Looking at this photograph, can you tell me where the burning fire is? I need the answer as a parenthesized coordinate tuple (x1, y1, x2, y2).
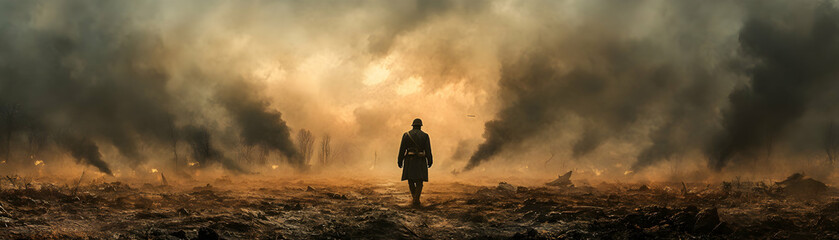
(271, 165, 279, 170)
(188, 162, 198, 167)
(151, 168, 159, 173)
(34, 160, 44, 166)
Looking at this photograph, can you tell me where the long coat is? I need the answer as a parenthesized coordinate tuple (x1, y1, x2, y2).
(398, 129, 433, 181)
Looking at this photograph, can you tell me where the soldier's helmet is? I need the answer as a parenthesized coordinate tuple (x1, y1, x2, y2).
(412, 118, 423, 126)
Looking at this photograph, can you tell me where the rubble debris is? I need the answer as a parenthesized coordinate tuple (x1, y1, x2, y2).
(509, 228, 540, 239)
(711, 222, 733, 235)
(0, 203, 10, 217)
(306, 186, 316, 192)
(98, 181, 132, 192)
(693, 207, 720, 233)
(161, 173, 169, 186)
(176, 208, 191, 216)
(240, 208, 266, 220)
(822, 200, 839, 212)
(170, 230, 187, 239)
(497, 182, 517, 193)
(0, 179, 836, 239)
(325, 192, 348, 200)
(72, 171, 86, 195)
(775, 173, 828, 197)
(283, 203, 303, 210)
(545, 171, 573, 187)
(517, 198, 558, 213)
(135, 210, 169, 219)
(670, 210, 696, 231)
(0, 216, 13, 227)
(198, 227, 220, 240)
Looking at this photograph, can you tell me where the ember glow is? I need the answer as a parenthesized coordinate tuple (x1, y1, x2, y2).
(1, 1, 839, 239)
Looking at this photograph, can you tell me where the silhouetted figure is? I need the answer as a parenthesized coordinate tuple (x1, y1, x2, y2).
(398, 118, 433, 206)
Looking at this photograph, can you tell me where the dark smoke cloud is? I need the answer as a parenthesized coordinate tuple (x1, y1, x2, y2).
(2, 0, 837, 176)
(183, 126, 245, 172)
(0, 1, 176, 171)
(216, 81, 303, 167)
(56, 135, 112, 175)
(466, 43, 684, 170)
(708, 1, 839, 169)
(0, 1, 301, 174)
(466, 0, 839, 173)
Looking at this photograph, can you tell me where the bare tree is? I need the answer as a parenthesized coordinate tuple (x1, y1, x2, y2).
(236, 138, 256, 163)
(319, 134, 331, 165)
(186, 127, 214, 165)
(255, 145, 269, 164)
(297, 129, 315, 165)
(825, 120, 839, 164)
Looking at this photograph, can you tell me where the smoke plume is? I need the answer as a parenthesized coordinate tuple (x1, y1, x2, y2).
(0, 1, 302, 174)
(708, 1, 839, 169)
(1, 0, 838, 178)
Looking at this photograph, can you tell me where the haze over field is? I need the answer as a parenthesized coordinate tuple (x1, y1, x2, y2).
(1, 0, 839, 183)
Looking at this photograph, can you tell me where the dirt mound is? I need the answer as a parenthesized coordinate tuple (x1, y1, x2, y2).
(775, 173, 828, 197)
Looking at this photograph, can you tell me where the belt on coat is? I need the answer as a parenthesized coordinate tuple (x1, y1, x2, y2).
(406, 151, 426, 157)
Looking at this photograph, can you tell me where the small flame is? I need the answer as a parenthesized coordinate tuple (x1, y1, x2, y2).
(34, 160, 44, 166)
(592, 168, 603, 176)
(271, 165, 279, 170)
(624, 170, 633, 175)
(151, 168, 159, 173)
(188, 162, 198, 167)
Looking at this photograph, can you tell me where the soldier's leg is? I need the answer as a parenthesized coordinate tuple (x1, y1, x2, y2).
(407, 180, 417, 202)
(415, 181, 423, 204)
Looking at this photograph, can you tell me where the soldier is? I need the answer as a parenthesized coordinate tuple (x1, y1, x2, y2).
(398, 118, 433, 206)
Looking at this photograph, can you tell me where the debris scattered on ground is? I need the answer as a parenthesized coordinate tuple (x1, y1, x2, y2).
(545, 171, 573, 187)
(161, 173, 169, 186)
(775, 173, 828, 197)
(198, 227, 220, 240)
(0, 174, 835, 239)
(497, 182, 517, 193)
(325, 192, 348, 200)
(693, 207, 721, 233)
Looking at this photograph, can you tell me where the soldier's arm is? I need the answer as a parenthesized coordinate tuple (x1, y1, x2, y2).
(398, 133, 408, 168)
(425, 134, 432, 168)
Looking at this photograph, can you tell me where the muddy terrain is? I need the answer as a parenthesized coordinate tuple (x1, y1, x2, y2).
(1, 174, 838, 239)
